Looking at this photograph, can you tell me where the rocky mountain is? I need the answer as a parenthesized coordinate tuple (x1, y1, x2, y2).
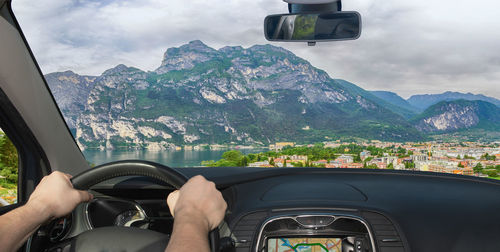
(407, 91, 500, 111)
(46, 40, 424, 150)
(411, 100, 500, 133)
(370, 91, 419, 116)
(45, 71, 96, 131)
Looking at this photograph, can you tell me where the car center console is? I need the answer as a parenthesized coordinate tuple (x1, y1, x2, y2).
(227, 209, 407, 252)
(255, 214, 375, 252)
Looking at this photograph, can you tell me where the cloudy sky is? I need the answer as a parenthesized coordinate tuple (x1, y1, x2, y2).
(11, 0, 500, 99)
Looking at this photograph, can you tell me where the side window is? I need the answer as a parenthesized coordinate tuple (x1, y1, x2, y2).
(0, 128, 18, 206)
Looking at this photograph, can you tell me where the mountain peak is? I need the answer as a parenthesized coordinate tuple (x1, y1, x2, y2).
(163, 40, 216, 57)
(156, 40, 220, 74)
(102, 64, 131, 76)
(187, 39, 208, 47)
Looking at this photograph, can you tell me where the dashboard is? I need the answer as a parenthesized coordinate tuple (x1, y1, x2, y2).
(34, 167, 500, 252)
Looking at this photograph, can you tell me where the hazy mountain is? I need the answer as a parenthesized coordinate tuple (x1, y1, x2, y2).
(46, 40, 423, 150)
(371, 91, 419, 115)
(330, 82, 418, 119)
(407, 91, 500, 111)
(411, 100, 500, 132)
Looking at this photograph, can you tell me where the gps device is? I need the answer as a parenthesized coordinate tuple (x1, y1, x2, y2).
(267, 237, 343, 251)
(256, 215, 374, 252)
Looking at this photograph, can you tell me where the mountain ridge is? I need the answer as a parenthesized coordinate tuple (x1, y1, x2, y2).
(407, 91, 500, 111)
(47, 40, 425, 150)
(410, 99, 500, 132)
(370, 91, 420, 116)
(46, 40, 499, 149)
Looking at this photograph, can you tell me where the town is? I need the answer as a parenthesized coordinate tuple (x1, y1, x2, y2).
(203, 141, 500, 179)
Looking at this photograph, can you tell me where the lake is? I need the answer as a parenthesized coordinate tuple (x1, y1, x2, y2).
(83, 149, 266, 167)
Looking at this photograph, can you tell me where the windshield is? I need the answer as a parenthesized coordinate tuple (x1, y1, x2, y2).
(12, 0, 500, 178)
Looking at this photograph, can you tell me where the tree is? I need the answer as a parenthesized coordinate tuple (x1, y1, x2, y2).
(458, 163, 464, 168)
(222, 150, 243, 162)
(397, 147, 406, 154)
(0, 133, 18, 186)
(239, 156, 249, 167)
(248, 153, 257, 162)
(482, 153, 496, 161)
(404, 162, 415, 169)
(354, 153, 361, 162)
(387, 163, 394, 170)
(473, 163, 483, 173)
(485, 170, 498, 177)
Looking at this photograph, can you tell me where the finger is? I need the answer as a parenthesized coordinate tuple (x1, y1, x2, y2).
(64, 173, 73, 179)
(167, 190, 180, 217)
(76, 190, 93, 202)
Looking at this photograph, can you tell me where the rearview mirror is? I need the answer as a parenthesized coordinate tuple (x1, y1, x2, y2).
(264, 11, 361, 42)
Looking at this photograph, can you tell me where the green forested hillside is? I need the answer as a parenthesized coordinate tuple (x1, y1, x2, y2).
(0, 132, 18, 204)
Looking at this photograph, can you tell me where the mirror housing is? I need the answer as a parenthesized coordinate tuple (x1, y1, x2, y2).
(264, 11, 361, 43)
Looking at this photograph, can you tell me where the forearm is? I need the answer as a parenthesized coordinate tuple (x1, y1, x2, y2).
(0, 202, 50, 252)
(165, 213, 210, 252)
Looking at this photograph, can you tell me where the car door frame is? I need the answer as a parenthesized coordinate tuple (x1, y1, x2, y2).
(0, 87, 50, 214)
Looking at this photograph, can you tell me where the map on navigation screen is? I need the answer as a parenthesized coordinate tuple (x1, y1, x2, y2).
(267, 238, 342, 252)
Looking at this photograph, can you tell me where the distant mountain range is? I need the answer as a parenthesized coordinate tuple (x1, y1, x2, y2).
(371, 90, 500, 114)
(411, 100, 500, 132)
(370, 91, 420, 118)
(45, 41, 500, 149)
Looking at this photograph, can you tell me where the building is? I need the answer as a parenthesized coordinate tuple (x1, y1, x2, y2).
(248, 161, 270, 167)
(336, 155, 354, 164)
(411, 154, 428, 162)
(428, 164, 474, 176)
(325, 161, 342, 168)
(343, 163, 363, 168)
(360, 151, 371, 161)
(280, 155, 308, 161)
(324, 142, 341, 148)
(269, 142, 295, 151)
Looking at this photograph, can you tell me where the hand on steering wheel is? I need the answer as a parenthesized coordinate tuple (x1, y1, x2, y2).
(167, 175, 227, 231)
(41, 160, 224, 252)
(166, 175, 227, 252)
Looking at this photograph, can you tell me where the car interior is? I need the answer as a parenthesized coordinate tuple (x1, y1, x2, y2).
(1, 0, 500, 251)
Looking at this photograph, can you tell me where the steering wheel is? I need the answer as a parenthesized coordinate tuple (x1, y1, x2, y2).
(48, 160, 220, 252)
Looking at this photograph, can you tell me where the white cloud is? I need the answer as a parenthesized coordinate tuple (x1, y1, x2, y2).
(12, 0, 500, 99)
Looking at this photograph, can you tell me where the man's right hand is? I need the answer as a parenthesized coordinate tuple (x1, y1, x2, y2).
(27, 171, 93, 222)
(167, 175, 227, 232)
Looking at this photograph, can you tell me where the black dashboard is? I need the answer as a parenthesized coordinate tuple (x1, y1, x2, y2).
(37, 167, 500, 252)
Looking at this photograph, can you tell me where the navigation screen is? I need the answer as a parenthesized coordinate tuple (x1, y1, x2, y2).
(267, 237, 342, 252)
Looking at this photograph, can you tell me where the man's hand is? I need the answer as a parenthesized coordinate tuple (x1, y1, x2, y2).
(165, 175, 227, 252)
(0, 171, 93, 252)
(167, 175, 227, 232)
(26, 171, 93, 221)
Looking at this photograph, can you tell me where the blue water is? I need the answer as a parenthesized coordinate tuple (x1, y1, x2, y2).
(83, 149, 266, 168)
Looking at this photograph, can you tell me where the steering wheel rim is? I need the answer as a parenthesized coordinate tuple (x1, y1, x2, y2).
(62, 160, 220, 252)
(71, 160, 188, 190)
